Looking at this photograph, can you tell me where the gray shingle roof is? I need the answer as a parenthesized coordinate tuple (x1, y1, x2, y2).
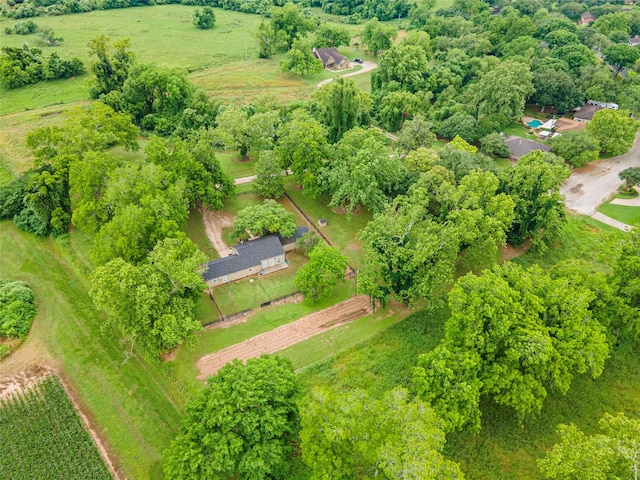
(278, 226, 309, 245)
(504, 136, 551, 157)
(313, 47, 348, 68)
(574, 104, 603, 121)
(203, 236, 284, 280)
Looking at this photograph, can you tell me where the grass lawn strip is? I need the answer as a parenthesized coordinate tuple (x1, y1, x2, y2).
(598, 200, 640, 227)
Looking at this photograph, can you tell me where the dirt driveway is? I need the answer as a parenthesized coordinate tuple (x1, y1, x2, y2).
(196, 294, 373, 378)
(561, 132, 640, 215)
(201, 208, 233, 257)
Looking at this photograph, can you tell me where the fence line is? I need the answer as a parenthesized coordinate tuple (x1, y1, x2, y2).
(235, 190, 256, 197)
(283, 192, 356, 275)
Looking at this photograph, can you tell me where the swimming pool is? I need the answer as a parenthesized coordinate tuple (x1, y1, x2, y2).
(527, 119, 543, 128)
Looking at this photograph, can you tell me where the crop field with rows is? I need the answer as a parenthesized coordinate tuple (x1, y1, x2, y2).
(0, 375, 112, 479)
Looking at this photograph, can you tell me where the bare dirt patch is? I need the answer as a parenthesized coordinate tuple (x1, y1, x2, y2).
(196, 295, 373, 378)
(499, 240, 533, 262)
(201, 208, 234, 257)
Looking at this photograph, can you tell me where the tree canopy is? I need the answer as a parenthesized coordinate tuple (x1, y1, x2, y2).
(163, 355, 301, 479)
(415, 262, 610, 433)
(232, 199, 296, 240)
(295, 242, 349, 302)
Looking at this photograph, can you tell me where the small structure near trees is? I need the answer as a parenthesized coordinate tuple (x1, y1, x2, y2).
(312, 47, 350, 70)
(503, 135, 551, 160)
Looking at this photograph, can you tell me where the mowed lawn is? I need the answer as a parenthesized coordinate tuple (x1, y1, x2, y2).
(212, 252, 306, 315)
(0, 222, 186, 480)
(284, 178, 372, 269)
(598, 198, 640, 227)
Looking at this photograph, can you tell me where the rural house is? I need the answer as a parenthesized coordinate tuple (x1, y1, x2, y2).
(313, 47, 350, 70)
(579, 12, 596, 25)
(504, 136, 551, 160)
(574, 104, 604, 122)
(202, 227, 309, 287)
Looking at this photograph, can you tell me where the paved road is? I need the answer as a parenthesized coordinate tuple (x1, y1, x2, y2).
(561, 132, 640, 216)
(317, 60, 378, 88)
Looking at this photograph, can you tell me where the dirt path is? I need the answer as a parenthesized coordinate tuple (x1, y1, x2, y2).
(201, 208, 234, 257)
(317, 60, 378, 88)
(196, 294, 373, 378)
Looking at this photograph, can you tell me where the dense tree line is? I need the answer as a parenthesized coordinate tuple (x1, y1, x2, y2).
(0, 44, 84, 89)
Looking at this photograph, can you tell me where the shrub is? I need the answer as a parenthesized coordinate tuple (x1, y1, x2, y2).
(0, 280, 36, 338)
(14, 19, 38, 34)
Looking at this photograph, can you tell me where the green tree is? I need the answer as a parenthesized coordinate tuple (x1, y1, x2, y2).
(475, 60, 534, 123)
(480, 133, 510, 158)
(499, 150, 569, 248)
(279, 38, 323, 76)
(587, 109, 639, 156)
(396, 114, 436, 154)
(361, 17, 397, 55)
(415, 263, 609, 432)
(192, 6, 215, 29)
(275, 109, 329, 195)
(614, 228, 640, 322)
(255, 19, 277, 58)
(295, 242, 349, 302)
(90, 163, 188, 265)
(163, 355, 300, 480)
(438, 113, 478, 143)
(26, 102, 139, 166)
(295, 231, 320, 257)
(321, 127, 406, 215)
(87, 35, 135, 98)
(90, 234, 205, 353)
(538, 413, 640, 479)
(232, 199, 296, 239)
(254, 150, 285, 199)
(213, 107, 278, 159)
(619, 166, 640, 191)
(552, 43, 597, 76)
(301, 387, 465, 479)
(604, 43, 640, 77)
(311, 77, 372, 143)
(359, 169, 514, 304)
(403, 147, 439, 173)
(38, 27, 63, 46)
(551, 130, 600, 168)
(375, 90, 429, 132)
(314, 23, 351, 48)
(111, 63, 194, 134)
(531, 69, 583, 113)
(269, 2, 315, 50)
(144, 134, 234, 210)
(0, 280, 36, 338)
(377, 44, 430, 92)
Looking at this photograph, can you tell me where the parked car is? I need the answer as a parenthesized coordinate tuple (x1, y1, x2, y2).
(353, 58, 363, 64)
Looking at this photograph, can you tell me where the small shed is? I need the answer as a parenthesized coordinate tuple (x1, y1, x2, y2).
(318, 218, 327, 228)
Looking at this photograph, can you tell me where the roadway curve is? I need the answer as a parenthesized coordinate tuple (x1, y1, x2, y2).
(561, 131, 640, 229)
(316, 60, 378, 88)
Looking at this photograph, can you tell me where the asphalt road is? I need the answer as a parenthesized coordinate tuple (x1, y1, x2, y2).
(561, 131, 640, 216)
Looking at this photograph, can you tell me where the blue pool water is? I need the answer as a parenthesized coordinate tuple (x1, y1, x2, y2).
(527, 120, 543, 128)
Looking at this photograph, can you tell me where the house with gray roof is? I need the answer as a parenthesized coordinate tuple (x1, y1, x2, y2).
(504, 136, 551, 160)
(574, 104, 604, 122)
(277, 226, 309, 252)
(203, 235, 287, 287)
(313, 47, 349, 70)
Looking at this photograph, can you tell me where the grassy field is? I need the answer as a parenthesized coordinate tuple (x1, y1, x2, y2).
(185, 209, 218, 260)
(0, 5, 378, 114)
(0, 222, 185, 480)
(217, 152, 256, 178)
(284, 178, 372, 269)
(299, 216, 639, 479)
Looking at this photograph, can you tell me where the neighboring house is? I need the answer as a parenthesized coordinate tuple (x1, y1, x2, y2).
(203, 235, 287, 287)
(587, 100, 619, 110)
(504, 136, 551, 160)
(579, 12, 596, 25)
(539, 117, 585, 133)
(574, 104, 604, 122)
(313, 47, 350, 70)
(629, 36, 640, 46)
